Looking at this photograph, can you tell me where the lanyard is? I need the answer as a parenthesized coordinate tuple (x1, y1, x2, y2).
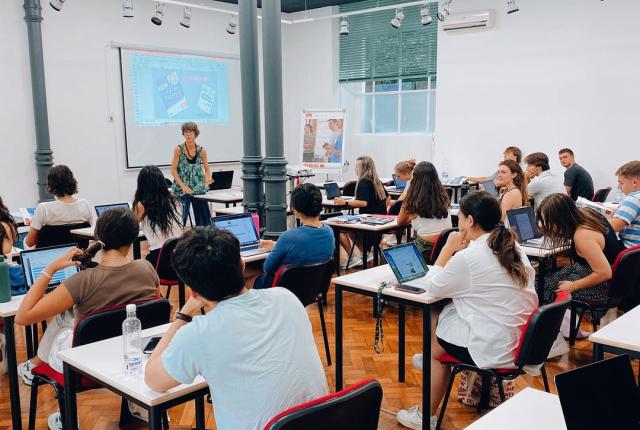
(374, 281, 389, 354)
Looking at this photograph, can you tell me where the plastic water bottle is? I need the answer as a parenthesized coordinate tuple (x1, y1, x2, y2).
(0, 255, 11, 303)
(122, 304, 143, 375)
(442, 170, 449, 184)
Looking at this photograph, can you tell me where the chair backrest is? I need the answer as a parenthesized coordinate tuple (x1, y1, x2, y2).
(591, 186, 612, 203)
(37, 222, 91, 249)
(164, 177, 173, 187)
(342, 181, 357, 197)
(263, 378, 383, 430)
(273, 259, 334, 307)
(428, 228, 458, 264)
(387, 200, 403, 216)
(154, 238, 180, 283)
(513, 292, 571, 368)
(609, 245, 640, 310)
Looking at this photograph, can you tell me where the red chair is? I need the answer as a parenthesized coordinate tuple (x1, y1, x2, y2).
(154, 238, 187, 309)
(28, 298, 171, 430)
(592, 187, 612, 203)
(427, 228, 458, 264)
(262, 378, 383, 430)
(435, 292, 571, 429)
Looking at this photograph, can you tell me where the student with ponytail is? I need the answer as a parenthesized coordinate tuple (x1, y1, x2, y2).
(394, 159, 416, 201)
(397, 191, 538, 430)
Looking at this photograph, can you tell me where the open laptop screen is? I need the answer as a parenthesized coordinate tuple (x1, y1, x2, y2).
(482, 180, 498, 196)
(392, 174, 407, 190)
(212, 214, 260, 246)
(95, 203, 130, 217)
(383, 243, 429, 283)
(507, 206, 541, 242)
(21, 244, 79, 288)
(210, 171, 234, 190)
(324, 182, 341, 199)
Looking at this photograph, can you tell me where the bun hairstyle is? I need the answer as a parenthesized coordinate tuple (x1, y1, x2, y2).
(459, 191, 530, 289)
(394, 159, 417, 176)
(291, 183, 323, 217)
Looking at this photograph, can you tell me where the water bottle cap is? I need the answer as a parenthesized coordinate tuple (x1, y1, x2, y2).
(126, 304, 136, 313)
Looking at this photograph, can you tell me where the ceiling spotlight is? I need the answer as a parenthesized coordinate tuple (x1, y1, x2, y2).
(226, 15, 238, 35)
(122, 0, 134, 18)
(390, 8, 404, 29)
(339, 19, 349, 35)
(420, 5, 433, 25)
(506, 0, 519, 14)
(180, 6, 192, 28)
(437, 0, 452, 21)
(151, 3, 164, 26)
(49, 0, 65, 11)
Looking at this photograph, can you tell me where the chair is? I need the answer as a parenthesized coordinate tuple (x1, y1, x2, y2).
(568, 245, 640, 350)
(262, 378, 383, 430)
(435, 292, 571, 429)
(37, 222, 91, 249)
(427, 228, 458, 264)
(342, 181, 356, 197)
(154, 238, 186, 309)
(272, 259, 335, 366)
(28, 298, 171, 430)
(164, 177, 173, 188)
(592, 186, 612, 203)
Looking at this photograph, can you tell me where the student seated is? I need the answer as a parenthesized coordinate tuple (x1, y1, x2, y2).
(524, 152, 565, 210)
(495, 160, 528, 220)
(610, 161, 640, 248)
(24, 165, 94, 248)
(396, 191, 537, 430)
(397, 162, 452, 255)
(132, 165, 183, 266)
(394, 159, 416, 201)
(144, 228, 329, 430)
(537, 193, 623, 313)
(558, 148, 594, 201)
(467, 146, 522, 184)
(0, 196, 18, 255)
(255, 183, 334, 289)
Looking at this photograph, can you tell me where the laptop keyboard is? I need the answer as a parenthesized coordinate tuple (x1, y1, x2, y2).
(241, 247, 269, 257)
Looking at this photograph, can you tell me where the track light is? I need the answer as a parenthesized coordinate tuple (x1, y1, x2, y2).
(122, 0, 134, 18)
(437, 0, 452, 22)
(151, 3, 164, 25)
(506, 0, 519, 14)
(226, 15, 238, 35)
(180, 6, 192, 28)
(49, 0, 65, 11)
(420, 5, 433, 25)
(339, 19, 349, 35)
(390, 8, 404, 29)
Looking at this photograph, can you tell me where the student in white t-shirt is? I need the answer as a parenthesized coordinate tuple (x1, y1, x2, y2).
(24, 165, 94, 248)
(145, 227, 328, 430)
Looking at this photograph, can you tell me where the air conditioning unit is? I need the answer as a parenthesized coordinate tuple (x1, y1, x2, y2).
(442, 9, 495, 31)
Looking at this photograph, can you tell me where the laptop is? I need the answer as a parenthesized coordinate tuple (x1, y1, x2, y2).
(382, 243, 430, 289)
(20, 244, 80, 289)
(211, 213, 269, 257)
(324, 182, 353, 200)
(482, 180, 499, 197)
(387, 174, 407, 192)
(94, 202, 130, 217)
(556, 354, 640, 430)
(506, 206, 549, 249)
(209, 170, 234, 190)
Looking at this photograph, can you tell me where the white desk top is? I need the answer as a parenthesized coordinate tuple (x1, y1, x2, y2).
(322, 216, 403, 232)
(333, 265, 441, 305)
(58, 323, 207, 407)
(193, 189, 244, 202)
(465, 388, 566, 430)
(0, 294, 25, 318)
(589, 305, 640, 353)
(519, 244, 566, 258)
(70, 227, 145, 239)
(214, 206, 293, 216)
(243, 252, 270, 263)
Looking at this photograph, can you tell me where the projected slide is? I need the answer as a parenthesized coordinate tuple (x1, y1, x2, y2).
(129, 52, 230, 126)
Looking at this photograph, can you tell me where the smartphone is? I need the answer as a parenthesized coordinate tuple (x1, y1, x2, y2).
(395, 284, 426, 294)
(143, 336, 162, 354)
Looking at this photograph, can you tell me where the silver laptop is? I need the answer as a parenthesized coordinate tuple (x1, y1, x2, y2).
(382, 243, 430, 289)
(211, 213, 269, 257)
(21, 244, 80, 289)
(506, 206, 550, 249)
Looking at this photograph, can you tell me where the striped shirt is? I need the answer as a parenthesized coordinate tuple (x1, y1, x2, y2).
(614, 191, 640, 248)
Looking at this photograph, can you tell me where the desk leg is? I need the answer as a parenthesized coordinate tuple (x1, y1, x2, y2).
(399, 303, 406, 383)
(373, 233, 380, 267)
(335, 284, 343, 391)
(63, 362, 79, 430)
(179, 282, 186, 310)
(195, 396, 206, 428)
(422, 305, 431, 430)
(333, 226, 341, 276)
(594, 344, 604, 362)
(6, 316, 23, 430)
(225, 202, 230, 208)
(25, 323, 34, 357)
(148, 407, 162, 430)
(362, 233, 368, 270)
(134, 239, 141, 260)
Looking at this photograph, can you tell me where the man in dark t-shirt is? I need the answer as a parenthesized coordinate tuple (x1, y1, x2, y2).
(559, 148, 594, 200)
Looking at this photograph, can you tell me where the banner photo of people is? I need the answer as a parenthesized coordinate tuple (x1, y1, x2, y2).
(300, 109, 346, 174)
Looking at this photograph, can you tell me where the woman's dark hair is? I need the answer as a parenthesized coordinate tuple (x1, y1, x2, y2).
(403, 162, 450, 219)
(46, 165, 78, 197)
(74, 208, 139, 265)
(290, 183, 323, 217)
(459, 191, 530, 289)
(171, 227, 245, 301)
(133, 165, 181, 236)
(499, 160, 528, 206)
(0, 196, 17, 247)
(536, 193, 608, 250)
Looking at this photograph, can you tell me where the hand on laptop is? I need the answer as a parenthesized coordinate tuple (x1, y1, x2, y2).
(260, 240, 275, 251)
(48, 247, 83, 273)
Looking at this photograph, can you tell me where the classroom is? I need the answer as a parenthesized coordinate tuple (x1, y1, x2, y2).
(1, 0, 640, 429)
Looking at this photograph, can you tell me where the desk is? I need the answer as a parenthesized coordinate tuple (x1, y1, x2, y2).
(332, 265, 442, 430)
(70, 227, 146, 260)
(192, 188, 244, 208)
(589, 305, 640, 364)
(0, 295, 27, 430)
(59, 323, 209, 430)
(465, 387, 566, 430)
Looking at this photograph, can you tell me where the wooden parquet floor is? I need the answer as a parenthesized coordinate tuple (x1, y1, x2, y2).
(0, 264, 634, 430)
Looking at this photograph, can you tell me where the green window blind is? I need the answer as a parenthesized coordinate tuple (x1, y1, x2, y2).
(339, 0, 438, 83)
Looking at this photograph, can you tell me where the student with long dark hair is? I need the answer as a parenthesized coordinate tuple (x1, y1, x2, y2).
(397, 162, 451, 255)
(0, 196, 18, 255)
(495, 159, 528, 221)
(133, 165, 183, 265)
(397, 191, 537, 430)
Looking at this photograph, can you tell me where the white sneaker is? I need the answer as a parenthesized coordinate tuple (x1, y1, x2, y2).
(547, 332, 570, 359)
(0, 333, 7, 376)
(412, 353, 423, 371)
(396, 406, 437, 430)
(341, 255, 363, 269)
(17, 359, 35, 386)
(48, 412, 63, 430)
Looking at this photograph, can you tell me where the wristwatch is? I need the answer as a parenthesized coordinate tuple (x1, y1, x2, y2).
(174, 312, 193, 323)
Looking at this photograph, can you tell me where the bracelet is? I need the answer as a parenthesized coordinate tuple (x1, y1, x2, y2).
(174, 312, 193, 323)
(41, 270, 53, 280)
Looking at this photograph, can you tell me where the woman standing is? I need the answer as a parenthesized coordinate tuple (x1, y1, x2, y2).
(495, 159, 528, 221)
(171, 122, 213, 226)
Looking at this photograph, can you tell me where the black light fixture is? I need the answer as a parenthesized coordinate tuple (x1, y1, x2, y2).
(49, 0, 65, 11)
(339, 18, 349, 35)
(151, 3, 164, 26)
(390, 8, 404, 29)
(437, 0, 452, 22)
(420, 5, 433, 25)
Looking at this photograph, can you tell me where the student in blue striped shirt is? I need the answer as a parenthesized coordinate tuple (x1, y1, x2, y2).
(611, 161, 640, 248)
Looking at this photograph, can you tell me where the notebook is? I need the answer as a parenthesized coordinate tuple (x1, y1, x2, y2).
(20, 244, 79, 289)
(211, 213, 269, 257)
(382, 243, 430, 289)
(209, 170, 234, 190)
(94, 203, 130, 217)
(506, 206, 549, 249)
(324, 182, 353, 200)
